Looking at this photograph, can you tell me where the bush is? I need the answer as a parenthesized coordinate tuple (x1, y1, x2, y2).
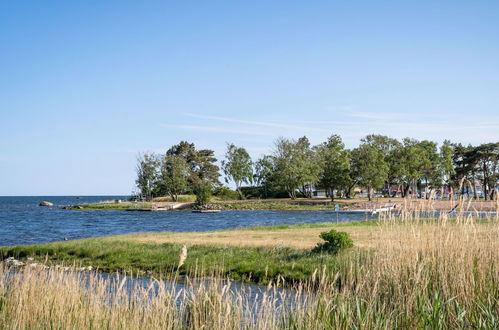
(213, 187, 241, 200)
(312, 230, 353, 254)
(194, 182, 212, 205)
(239, 186, 291, 199)
(239, 186, 261, 199)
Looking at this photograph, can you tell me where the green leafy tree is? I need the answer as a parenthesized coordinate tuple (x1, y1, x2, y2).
(398, 138, 426, 198)
(467, 143, 499, 200)
(396, 139, 447, 198)
(193, 149, 221, 186)
(160, 154, 189, 201)
(361, 134, 401, 155)
(190, 149, 220, 204)
(272, 136, 321, 199)
(194, 181, 212, 205)
(166, 141, 221, 192)
(166, 141, 199, 178)
(350, 144, 388, 201)
(452, 143, 477, 197)
(221, 143, 253, 198)
(135, 152, 160, 201)
(440, 140, 455, 198)
(253, 155, 276, 198)
(316, 134, 351, 201)
(418, 140, 443, 198)
(361, 134, 403, 196)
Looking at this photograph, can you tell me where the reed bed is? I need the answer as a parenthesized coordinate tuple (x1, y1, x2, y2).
(1, 202, 498, 329)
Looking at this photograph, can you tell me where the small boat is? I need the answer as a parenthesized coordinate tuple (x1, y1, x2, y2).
(371, 204, 397, 215)
(192, 209, 221, 213)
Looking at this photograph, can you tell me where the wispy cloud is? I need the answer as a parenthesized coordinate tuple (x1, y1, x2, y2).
(161, 124, 275, 136)
(161, 111, 499, 150)
(183, 113, 330, 132)
(113, 148, 168, 154)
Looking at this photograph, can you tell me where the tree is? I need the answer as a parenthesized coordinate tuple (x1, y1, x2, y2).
(361, 134, 401, 156)
(440, 140, 455, 198)
(160, 154, 189, 201)
(450, 143, 499, 200)
(361, 134, 403, 196)
(166, 141, 198, 181)
(316, 134, 351, 201)
(253, 155, 275, 198)
(398, 138, 426, 198)
(194, 181, 212, 206)
(451, 143, 475, 196)
(350, 144, 388, 201)
(418, 140, 443, 198)
(469, 143, 499, 200)
(189, 148, 220, 204)
(221, 143, 253, 198)
(135, 152, 160, 200)
(166, 141, 221, 195)
(193, 149, 221, 187)
(272, 136, 321, 199)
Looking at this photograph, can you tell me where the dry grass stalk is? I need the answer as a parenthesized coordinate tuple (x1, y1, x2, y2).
(178, 245, 188, 269)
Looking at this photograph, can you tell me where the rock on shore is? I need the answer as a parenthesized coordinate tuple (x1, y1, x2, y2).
(3, 257, 93, 272)
(39, 201, 54, 206)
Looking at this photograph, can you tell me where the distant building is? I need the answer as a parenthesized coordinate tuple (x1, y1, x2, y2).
(312, 189, 327, 199)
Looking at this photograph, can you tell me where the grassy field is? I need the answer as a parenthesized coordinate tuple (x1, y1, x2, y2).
(1, 218, 497, 283)
(1, 214, 498, 328)
(106, 220, 387, 249)
(0, 221, 378, 283)
(69, 201, 152, 210)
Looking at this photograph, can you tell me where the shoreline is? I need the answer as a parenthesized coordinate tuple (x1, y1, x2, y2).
(66, 197, 499, 212)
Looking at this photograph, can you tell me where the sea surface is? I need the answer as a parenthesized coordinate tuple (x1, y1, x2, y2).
(0, 196, 372, 247)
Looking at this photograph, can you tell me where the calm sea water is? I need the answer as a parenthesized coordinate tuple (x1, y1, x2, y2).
(0, 196, 371, 247)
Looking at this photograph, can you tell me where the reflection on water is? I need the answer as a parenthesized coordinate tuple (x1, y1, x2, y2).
(4, 266, 308, 320)
(95, 271, 303, 309)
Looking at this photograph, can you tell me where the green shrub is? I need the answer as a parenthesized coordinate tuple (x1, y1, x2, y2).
(239, 186, 261, 198)
(194, 182, 212, 205)
(213, 187, 241, 200)
(312, 230, 353, 254)
(239, 186, 291, 199)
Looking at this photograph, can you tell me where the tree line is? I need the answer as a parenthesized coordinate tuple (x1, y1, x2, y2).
(135, 135, 499, 202)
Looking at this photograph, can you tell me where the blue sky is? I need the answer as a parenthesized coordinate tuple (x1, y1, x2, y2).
(1, 1, 498, 195)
